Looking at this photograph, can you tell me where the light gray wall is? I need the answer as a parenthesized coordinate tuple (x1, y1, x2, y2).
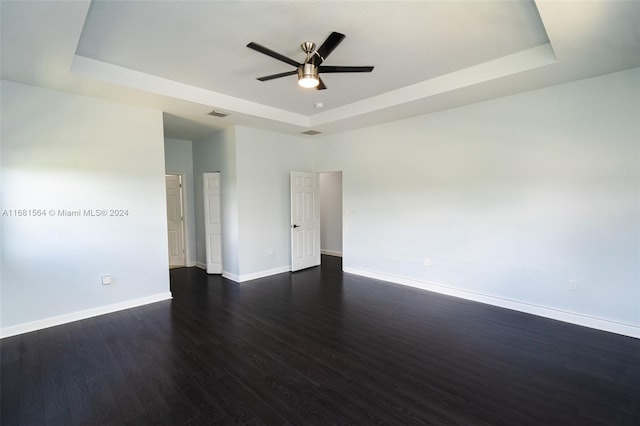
(1, 80, 170, 331)
(235, 126, 314, 277)
(314, 68, 640, 329)
(192, 127, 239, 276)
(319, 172, 343, 255)
(164, 137, 196, 266)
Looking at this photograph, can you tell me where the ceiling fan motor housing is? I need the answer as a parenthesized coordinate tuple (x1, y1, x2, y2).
(297, 63, 319, 88)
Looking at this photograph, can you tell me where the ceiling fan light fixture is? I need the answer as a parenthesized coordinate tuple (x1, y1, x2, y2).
(297, 63, 319, 88)
(248, 32, 373, 90)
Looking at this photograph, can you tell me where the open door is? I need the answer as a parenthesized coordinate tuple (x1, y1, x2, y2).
(166, 174, 185, 267)
(203, 172, 222, 274)
(290, 171, 320, 271)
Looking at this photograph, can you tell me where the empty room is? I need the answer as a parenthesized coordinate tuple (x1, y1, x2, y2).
(1, 1, 639, 425)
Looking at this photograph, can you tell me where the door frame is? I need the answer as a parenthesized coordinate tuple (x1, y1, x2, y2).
(318, 170, 344, 259)
(166, 172, 187, 267)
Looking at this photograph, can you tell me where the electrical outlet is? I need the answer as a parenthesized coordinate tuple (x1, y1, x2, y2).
(102, 275, 112, 286)
(568, 279, 577, 291)
(423, 257, 432, 267)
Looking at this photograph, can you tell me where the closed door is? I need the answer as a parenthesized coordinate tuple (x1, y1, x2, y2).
(166, 174, 185, 267)
(290, 171, 320, 272)
(203, 172, 222, 274)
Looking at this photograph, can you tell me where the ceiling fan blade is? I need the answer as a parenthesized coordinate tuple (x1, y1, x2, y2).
(316, 77, 327, 90)
(313, 32, 345, 65)
(256, 70, 298, 81)
(247, 42, 301, 67)
(319, 65, 374, 73)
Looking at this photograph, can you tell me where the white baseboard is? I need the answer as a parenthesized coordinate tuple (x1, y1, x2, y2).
(0, 292, 173, 339)
(321, 249, 343, 257)
(344, 267, 639, 339)
(236, 265, 291, 283)
(222, 271, 240, 281)
(169, 259, 196, 268)
(195, 261, 206, 270)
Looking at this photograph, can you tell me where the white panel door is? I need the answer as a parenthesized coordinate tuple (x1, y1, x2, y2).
(203, 172, 222, 274)
(166, 174, 185, 267)
(290, 171, 320, 272)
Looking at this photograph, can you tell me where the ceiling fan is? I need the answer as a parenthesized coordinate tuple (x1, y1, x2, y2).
(246, 31, 374, 90)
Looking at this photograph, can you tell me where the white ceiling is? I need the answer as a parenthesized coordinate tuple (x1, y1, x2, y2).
(2, 1, 639, 141)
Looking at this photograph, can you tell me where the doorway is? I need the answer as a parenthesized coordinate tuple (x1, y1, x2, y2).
(319, 171, 343, 258)
(289, 170, 343, 272)
(166, 174, 186, 268)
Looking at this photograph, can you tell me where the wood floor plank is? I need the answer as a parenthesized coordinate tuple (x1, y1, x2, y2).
(2, 256, 639, 425)
(18, 331, 45, 425)
(54, 324, 100, 425)
(81, 316, 148, 423)
(37, 328, 73, 426)
(1, 335, 22, 426)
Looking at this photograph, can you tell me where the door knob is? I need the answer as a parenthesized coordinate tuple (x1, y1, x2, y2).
(292, 224, 300, 228)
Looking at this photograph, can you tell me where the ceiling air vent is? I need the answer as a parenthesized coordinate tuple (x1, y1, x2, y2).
(208, 110, 229, 118)
(301, 130, 322, 136)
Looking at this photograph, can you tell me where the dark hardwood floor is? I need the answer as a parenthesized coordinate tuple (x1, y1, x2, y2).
(2, 255, 639, 425)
